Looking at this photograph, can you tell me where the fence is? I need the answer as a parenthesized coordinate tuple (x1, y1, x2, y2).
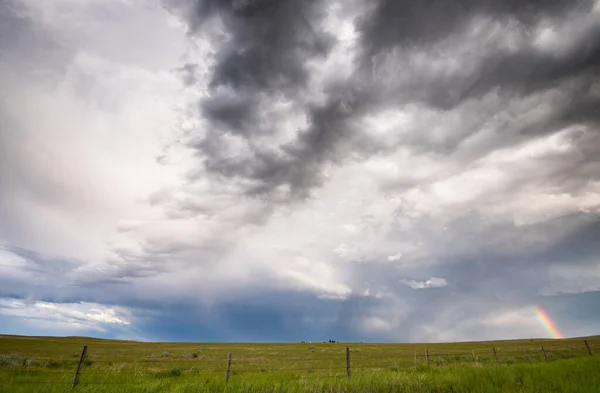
(0, 339, 597, 388)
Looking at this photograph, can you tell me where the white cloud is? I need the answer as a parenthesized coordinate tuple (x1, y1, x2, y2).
(400, 277, 449, 290)
(0, 298, 130, 332)
(387, 253, 403, 262)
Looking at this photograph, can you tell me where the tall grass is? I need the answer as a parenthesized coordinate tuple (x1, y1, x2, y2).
(1, 335, 598, 392)
(1, 356, 599, 392)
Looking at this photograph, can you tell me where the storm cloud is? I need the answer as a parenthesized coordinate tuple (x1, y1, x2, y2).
(0, 0, 599, 342)
(167, 0, 600, 202)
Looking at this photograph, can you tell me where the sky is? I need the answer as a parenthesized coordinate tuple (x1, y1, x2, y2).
(0, 0, 599, 343)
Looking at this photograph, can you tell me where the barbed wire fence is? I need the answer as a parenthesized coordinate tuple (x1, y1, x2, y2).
(0, 339, 597, 388)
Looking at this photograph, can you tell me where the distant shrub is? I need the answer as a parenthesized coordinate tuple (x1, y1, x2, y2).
(169, 368, 181, 377)
(24, 359, 39, 367)
(308, 346, 317, 351)
(160, 352, 173, 358)
(44, 360, 62, 369)
(0, 354, 24, 368)
(192, 352, 199, 358)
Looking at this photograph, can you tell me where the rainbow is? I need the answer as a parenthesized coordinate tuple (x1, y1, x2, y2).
(532, 306, 563, 339)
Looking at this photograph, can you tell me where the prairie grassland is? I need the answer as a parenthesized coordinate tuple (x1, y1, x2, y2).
(0, 334, 598, 392)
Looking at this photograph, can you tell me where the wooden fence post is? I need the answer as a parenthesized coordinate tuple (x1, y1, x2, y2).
(72, 345, 88, 388)
(425, 350, 430, 367)
(492, 347, 499, 365)
(584, 340, 592, 356)
(225, 352, 232, 383)
(346, 347, 351, 377)
(541, 346, 547, 361)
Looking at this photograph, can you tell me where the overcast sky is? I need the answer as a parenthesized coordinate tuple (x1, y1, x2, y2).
(1, 0, 599, 343)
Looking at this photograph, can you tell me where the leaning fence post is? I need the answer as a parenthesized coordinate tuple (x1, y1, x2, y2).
(584, 340, 592, 356)
(425, 350, 430, 366)
(72, 345, 88, 388)
(346, 347, 351, 377)
(492, 347, 499, 365)
(225, 352, 232, 383)
(541, 346, 548, 361)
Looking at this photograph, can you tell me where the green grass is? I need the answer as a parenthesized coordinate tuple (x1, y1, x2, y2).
(0, 335, 598, 392)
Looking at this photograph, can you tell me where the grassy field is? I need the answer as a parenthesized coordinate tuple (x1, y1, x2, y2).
(0, 334, 599, 392)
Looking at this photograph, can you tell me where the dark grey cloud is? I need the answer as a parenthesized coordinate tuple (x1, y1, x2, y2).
(555, 80, 600, 129)
(169, 0, 362, 198)
(447, 23, 600, 109)
(185, 0, 333, 91)
(358, 0, 593, 56)
(169, 0, 600, 206)
(196, 84, 378, 198)
(361, 14, 600, 120)
(177, 63, 199, 86)
(201, 87, 261, 135)
(0, 246, 77, 281)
